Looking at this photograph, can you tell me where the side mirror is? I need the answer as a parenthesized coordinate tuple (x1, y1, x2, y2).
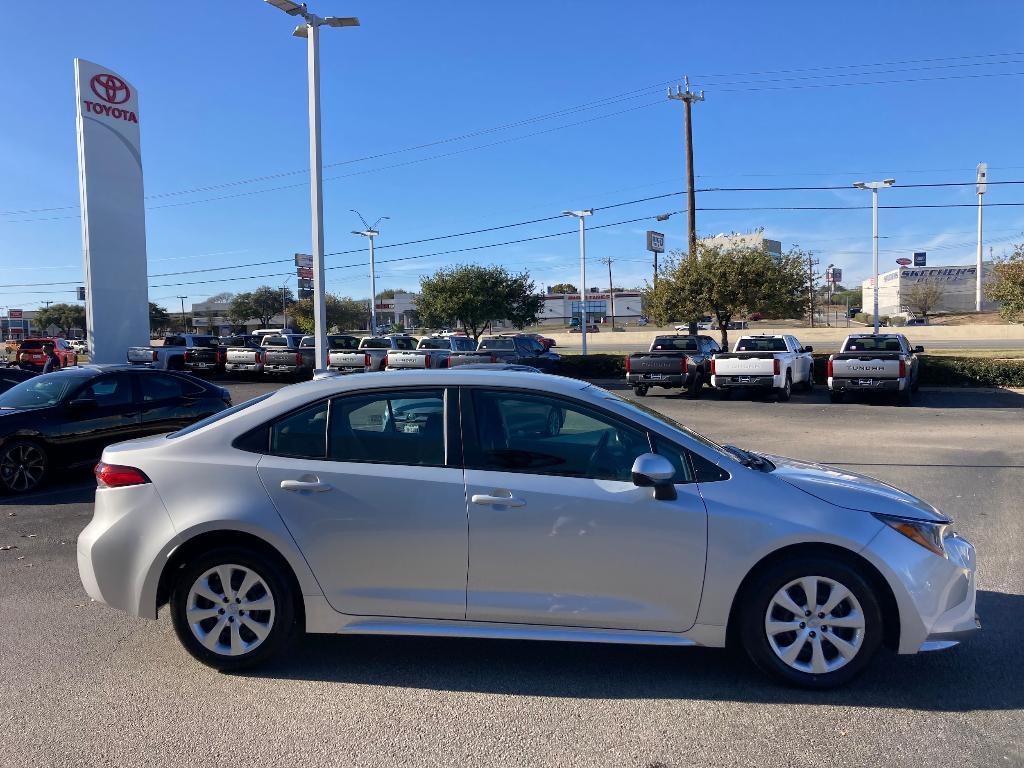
(67, 396, 97, 411)
(803, 345, 813, 353)
(631, 453, 678, 501)
(914, 345, 924, 353)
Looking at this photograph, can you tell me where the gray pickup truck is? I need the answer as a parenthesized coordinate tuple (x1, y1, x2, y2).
(385, 335, 477, 370)
(327, 335, 419, 373)
(625, 335, 721, 397)
(828, 333, 923, 405)
(260, 334, 307, 377)
(447, 335, 560, 370)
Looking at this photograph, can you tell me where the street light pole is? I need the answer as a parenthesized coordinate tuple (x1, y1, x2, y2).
(976, 162, 988, 312)
(265, 0, 360, 369)
(352, 211, 389, 334)
(177, 295, 188, 333)
(562, 210, 593, 354)
(853, 179, 895, 334)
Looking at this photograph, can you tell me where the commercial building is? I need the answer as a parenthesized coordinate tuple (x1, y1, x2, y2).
(373, 291, 418, 329)
(862, 263, 998, 317)
(702, 232, 783, 260)
(1, 310, 40, 340)
(538, 291, 645, 326)
(191, 301, 289, 335)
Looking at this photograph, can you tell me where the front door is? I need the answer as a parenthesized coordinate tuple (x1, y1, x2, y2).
(257, 387, 468, 620)
(462, 388, 708, 632)
(60, 372, 141, 465)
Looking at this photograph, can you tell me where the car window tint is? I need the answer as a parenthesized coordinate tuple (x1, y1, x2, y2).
(394, 337, 418, 350)
(141, 373, 199, 402)
(419, 338, 450, 350)
(736, 338, 787, 352)
(459, 338, 476, 350)
(471, 391, 649, 482)
(164, 337, 186, 347)
(478, 339, 514, 350)
(652, 337, 697, 351)
(361, 338, 391, 349)
(263, 336, 289, 347)
(651, 437, 695, 483)
(328, 336, 359, 350)
(83, 374, 134, 407)
(270, 401, 328, 458)
(328, 389, 444, 466)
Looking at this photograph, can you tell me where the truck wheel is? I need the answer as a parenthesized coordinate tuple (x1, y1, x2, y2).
(804, 370, 815, 392)
(717, 388, 732, 401)
(828, 391, 843, 404)
(633, 385, 648, 397)
(687, 372, 703, 399)
(776, 372, 792, 402)
(897, 388, 912, 406)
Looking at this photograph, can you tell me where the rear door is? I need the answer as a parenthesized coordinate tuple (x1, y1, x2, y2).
(60, 372, 141, 462)
(257, 386, 469, 620)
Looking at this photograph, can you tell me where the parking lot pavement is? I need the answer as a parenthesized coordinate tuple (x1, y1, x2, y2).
(1, 381, 1021, 767)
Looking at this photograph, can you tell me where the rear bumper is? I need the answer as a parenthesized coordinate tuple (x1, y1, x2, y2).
(626, 372, 693, 388)
(830, 377, 904, 392)
(225, 363, 264, 373)
(712, 374, 777, 389)
(264, 364, 306, 375)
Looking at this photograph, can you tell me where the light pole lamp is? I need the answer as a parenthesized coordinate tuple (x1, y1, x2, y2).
(265, 0, 360, 369)
(852, 178, 895, 334)
(351, 210, 389, 334)
(562, 209, 593, 354)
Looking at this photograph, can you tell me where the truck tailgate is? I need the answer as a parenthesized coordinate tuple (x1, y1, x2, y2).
(387, 351, 431, 369)
(226, 348, 261, 364)
(831, 354, 902, 379)
(448, 353, 497, 367)
(127, 346, 154, 364)
(329, 351, 369, 370)
(627, 353, 686, 374)
(712, 354, 776, 376)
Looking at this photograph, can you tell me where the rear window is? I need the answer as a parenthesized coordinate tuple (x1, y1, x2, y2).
(478, 338, 514, 351)
(263, 335, 290, 347)
(361, 338, 391, 349)
(192, 336, 218, 348)
(652, 337, 697, 351)
(393, 337, 418, 350)
(329, 336, 359, 350)
(844, 337, 901, 352)
(18, 341, 44, 351)
(168, 393, 273, 438)
(419, 338, 451, 350)
(220, 336, 252, 347)
(735, 338, 787, 352)
(163, 336, 187, 347)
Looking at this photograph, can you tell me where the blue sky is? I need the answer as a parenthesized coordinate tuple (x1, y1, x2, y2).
(2, 1, 1023, 312)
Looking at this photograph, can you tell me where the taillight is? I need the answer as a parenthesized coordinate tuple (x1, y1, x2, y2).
(625, 356, 631, 373)
(773, 358, 781, 375)
(899, 359, 907, 377)
(383, 354, 389, 368)
(424, 354, 432, 368)
(490, 354, 498, 363)
(447, 357, 454, 368)
(152, 350, 158, 362)
(709, 358, 716, 375)
(364, 353, 371, 368)
(216, 350, 225, 363)
(295, 351, 303, 366)
(827, 359, 834, 378)
(95, 462, 150, 489)
(681, 356, 688, 373)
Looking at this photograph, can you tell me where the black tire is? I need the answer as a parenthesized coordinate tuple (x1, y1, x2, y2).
(738, 556, 884, 689)
(633, 385, 648, 397)
(687, 372, 703, 399)
(828, 390, 843, 403)
(170, 546, 298, 671)
(804, 369, 815, 392)
(776, 372, 792, 402)
(0, 439, 48, 494)
(911, 375, 920, 393)
(716, 387, 732, 400)
(897, 388, 912, 407)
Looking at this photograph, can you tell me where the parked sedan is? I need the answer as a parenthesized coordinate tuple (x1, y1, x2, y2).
(78, 370, 977, 687)
(0, 367, 37, 394)
(0, 365, 230, 494)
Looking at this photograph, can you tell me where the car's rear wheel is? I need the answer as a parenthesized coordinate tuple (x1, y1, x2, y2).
(828, 390, 843, 404)
(687, 372, 703, 399)
(739, 558, 883, 688)
(897, 388, 913, 406)
(170, 547, 296, 671)
(633, 385, 648, 397)
(776, 372, 792, 402)
(0, 440, 47, 494)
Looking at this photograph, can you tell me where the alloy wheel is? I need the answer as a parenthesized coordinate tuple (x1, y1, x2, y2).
(764, 575, 866, 675)
(185, 564, 276, 657)
(0, 443, 46, 493)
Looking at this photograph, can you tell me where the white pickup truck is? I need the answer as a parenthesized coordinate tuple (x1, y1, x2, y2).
(828, 333, 923, 405)
(127, 334, 218, 370)
(709, 334, 814, 401)
(385, 335, 477, 370)
(327, 335, 419, 373)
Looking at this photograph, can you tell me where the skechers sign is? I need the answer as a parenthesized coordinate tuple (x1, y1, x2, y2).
(82, 73, 138, 123)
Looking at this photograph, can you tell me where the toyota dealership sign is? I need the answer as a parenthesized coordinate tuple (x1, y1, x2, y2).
(74, 59, 149, 363)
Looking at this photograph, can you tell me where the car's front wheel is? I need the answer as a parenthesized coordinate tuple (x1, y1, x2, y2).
(739, 557, 883, 688)
(170, 547, 297, 671)
(0, 439, 48, 494)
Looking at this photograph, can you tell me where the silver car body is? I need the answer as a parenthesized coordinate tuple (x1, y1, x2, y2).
(78, 371, 977, 655)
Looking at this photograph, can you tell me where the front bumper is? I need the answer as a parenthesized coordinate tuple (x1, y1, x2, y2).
(861, 526, 979, 654)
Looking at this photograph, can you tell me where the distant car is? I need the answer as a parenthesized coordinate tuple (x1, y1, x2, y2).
(0, 365, 230, 494)
(905, 318, 929, 327)
(16, 338, 78, 371)
(68, 340, 88, 355)
(0, 367, 36, 394)
(526, 333, 556, 350)
(568, 324, 600, 333)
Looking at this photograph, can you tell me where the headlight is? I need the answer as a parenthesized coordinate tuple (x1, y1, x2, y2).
(873, 512, 948, 558)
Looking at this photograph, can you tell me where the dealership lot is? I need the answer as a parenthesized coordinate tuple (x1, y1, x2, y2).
(1, 380, 1021, 767)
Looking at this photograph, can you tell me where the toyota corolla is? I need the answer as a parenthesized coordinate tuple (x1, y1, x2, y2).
(77, 370, 978, 687)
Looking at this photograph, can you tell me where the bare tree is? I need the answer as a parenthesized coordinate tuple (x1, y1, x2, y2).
(903, 282, 945, 319)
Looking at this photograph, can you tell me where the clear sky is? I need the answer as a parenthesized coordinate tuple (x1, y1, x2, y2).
(2, 1, 1023, 312)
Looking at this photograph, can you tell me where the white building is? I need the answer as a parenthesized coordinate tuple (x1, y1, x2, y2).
(702, 232, 783, 260)
(373, 291, 418, 329)
(862, 263, 998, 317)
(538, 291, 645, 326)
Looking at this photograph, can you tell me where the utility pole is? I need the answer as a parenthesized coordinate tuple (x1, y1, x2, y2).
(806, 252, 819, 328)
(177, 296, 188, 333)
(280, 281, 290, 330)
(976, 162, 987, 312)
(601, 256, 616, 330)
(42, 301, 53, 310)
(669, 77, 704, 334)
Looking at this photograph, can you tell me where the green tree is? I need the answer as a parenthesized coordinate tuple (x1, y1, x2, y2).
(375, 288, 397, 300)
(643, 241, 806, 348)
(36, 303, 86, 337)
(549, 282, 578, 294)
(987, 244, 1024, 322)
(149, 303, 170, 332)
(288, 294, 367, 334)
(205, 291, 235, 304)
(417, 265, 543, 341)
(903, 282, 945, 319)
(228, 286, 294, 328)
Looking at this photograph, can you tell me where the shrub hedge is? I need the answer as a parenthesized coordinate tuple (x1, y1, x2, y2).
(555, 353, 1024, 388)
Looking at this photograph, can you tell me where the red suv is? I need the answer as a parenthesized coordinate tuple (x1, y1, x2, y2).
(16, 338, 78, 372)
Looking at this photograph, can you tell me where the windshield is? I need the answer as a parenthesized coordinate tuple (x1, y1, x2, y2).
(478, 338, 514, 350)
(168, 393, 273, 438)
(736, 337, 787, 352)
(652, 337, 697, 351)
(0, 373, 91, 409)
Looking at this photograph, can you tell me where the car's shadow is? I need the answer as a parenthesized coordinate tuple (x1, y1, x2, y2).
(241, 590, 1018, 712)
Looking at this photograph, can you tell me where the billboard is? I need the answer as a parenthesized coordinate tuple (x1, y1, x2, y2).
(8, 309, 22, 320)
(913, 252, 927, 267)
(75, 59, 149, 363)
(646, 231, 665, 253)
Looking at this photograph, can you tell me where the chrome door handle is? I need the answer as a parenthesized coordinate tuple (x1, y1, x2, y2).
(280, 479, 333, 493)
(471, 494, 526, 508)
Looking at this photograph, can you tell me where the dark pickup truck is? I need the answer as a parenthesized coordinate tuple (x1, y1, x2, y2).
(625, 334, 721, 397)
(447, 334, 560, 370)
(183, 334, 259, 375)
(264, 333, 361, 379)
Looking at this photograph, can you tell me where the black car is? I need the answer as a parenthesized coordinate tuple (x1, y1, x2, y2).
(0, 367, 37, 394)
(0, 365, 230, 494)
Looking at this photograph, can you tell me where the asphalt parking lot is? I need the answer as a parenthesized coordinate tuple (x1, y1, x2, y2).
(1, 379, 1021, 767)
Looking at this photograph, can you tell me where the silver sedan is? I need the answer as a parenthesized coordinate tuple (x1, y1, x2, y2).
(77, 370, 978, 688)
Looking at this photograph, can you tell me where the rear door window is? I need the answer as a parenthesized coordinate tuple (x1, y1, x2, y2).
(328, 389, 445, 467)
(269, 401, 328, 459)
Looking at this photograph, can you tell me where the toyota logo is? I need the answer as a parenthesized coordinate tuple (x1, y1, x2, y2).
(90, 73, 131, 105)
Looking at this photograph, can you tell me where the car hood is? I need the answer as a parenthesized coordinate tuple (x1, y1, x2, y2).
(766, 454, 949, 522)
